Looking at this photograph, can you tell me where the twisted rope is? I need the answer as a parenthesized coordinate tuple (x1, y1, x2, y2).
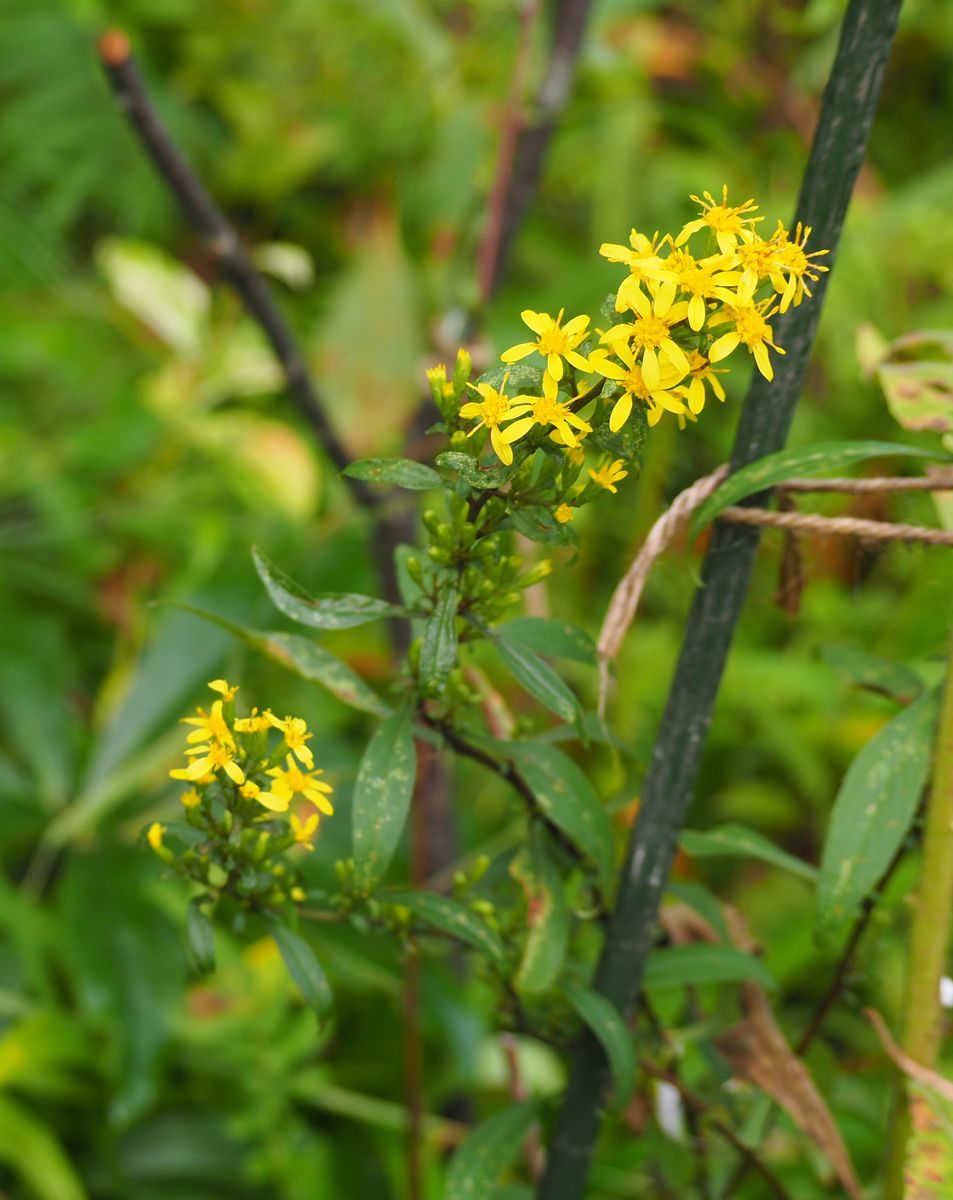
(597, 469, 953, 716)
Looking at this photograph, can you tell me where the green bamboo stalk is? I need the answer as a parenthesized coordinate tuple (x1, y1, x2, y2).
(536, 3, 903, 1196)
(884, 651, 953, 1197)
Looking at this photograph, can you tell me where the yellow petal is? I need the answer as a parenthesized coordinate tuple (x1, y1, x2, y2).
(521, 309, 550, 336)
(501, 343, 536, 363)
(688, 295, 706, 332)
(609, 394, 632, 432)
(708, 332, 740, 363)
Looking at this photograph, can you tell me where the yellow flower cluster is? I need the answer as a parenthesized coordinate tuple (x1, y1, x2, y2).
(459, 187, 827, 461)
(166, 678, 334, 832)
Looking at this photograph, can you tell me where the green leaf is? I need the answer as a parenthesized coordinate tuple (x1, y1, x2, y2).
(644, 944, 778, 992)
(679, 824, 817, 882)
(253, 546, 402, 629)
(563, 980, 635, 1103)
(510, 828, 570, 994)
(589, 404, 647, 464)
(475, 363, 545, 394)
(173, 603, 390, 716)
(666, 881, 731, 941)
(435, 451, 519, 490)
(386, 890, 507, 967)
(821, 644, 923, 703)
(0, 1095, 87, 1200)
(878, 360, 953, 433)
(507, 504, 577, 546)
(496, 617, 597, 666)
(689, 441, 949, 540)
(343, 457, 442, 489)
(419, 583, 459, 697)
(493, 636, 580, 724)
(185, 899, 216, 974)
(352, 695, 418, 891)
(270, 922, 333, 1017)
(816, 687, 940, 943)
(508, 743, 614, 894)
(445, 1101, 538, 1200)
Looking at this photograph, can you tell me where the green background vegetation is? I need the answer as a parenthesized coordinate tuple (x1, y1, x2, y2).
(2, 0, 953, 1196)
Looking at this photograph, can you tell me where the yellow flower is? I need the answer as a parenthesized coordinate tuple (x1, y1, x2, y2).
(181, 700, 234, 748)
(180, 788, 202, 809)
(708, 301, 785, 381)
(598, 229, 670, 283)
(266, 756, 335, 815)
(681, 351, 727, 415)
(732, 228, 786, 303)
(171, 741, 246, 786)
(460, 374, 520, 465)
(675, 186, 761, 253)
(291, 810, 320, 851)
(555, 504, 574, 524)
(208, 679, 239, 701)
(267, 713, 314, 767)
(234, 707, 273, 734)
(501, 309, 594, 381)
(290, 886, 307, 903)
(656, 248, 740, 332)
(590, 340, 687, 431)
(147, 822, 165, 852)
(769, 222, 829, 312)
(588, 459, 628, 493)
(240, 779, 288, 813)
(501, 375, 593, 450)
(603, 281, 691, 391)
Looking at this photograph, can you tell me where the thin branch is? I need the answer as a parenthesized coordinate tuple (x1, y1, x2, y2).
(96, 30, 376, 511)
(479, 0, 596, 300)
(477, 0, 544, 302)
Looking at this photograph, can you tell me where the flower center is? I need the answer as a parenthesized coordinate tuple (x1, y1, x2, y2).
(733, 307, 770, 346)
(622, 368, 651, 400)
(537, 329, 570, 356)
(704, 205, 744, 234)
(631, 315, 669, 350)
(479, 391, 510, 426)
(531, 395, 566, 423)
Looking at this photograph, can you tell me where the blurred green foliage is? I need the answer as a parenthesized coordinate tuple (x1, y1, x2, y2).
(2, 0, 953, 1196)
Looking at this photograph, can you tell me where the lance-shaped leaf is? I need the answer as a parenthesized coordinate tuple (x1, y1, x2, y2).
(816, 687, 939, 944)
(644, 944, 778, 992)
(445, 1101, 539, 1200)
(173, 603, 389, 716)
(270, 923, 333, 1017)
(253, 546, 403, 629)
(508, 743, 614, 894)
(386, 890, 506, 967)
(496, 617, 596, 666)
(435, 451, 519, 490)
(493, 635, 581, 724)
(563, 980, 635, 1104)
(510, 828, 569, 994)
(690, 440, 948, 540)
(419, 583, 459, 698)
(679, 824, 817, 882)
(185, 898, 216, 974)
(352, 695, 418, 892)
(507, 504, 577, 546)
(343, 457, 442, 490)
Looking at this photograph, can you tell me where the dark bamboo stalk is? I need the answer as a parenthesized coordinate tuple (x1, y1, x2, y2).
(537, 3, 904, 1196)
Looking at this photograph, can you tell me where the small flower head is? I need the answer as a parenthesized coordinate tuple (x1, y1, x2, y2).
(147, 822, 165, 852)
(555, 503, 575, 524)
(501, 374, 593, 450)
(208, 679, 239, 701)
(460, 373, 519, 465)
(676, 186, 761, 253)
(291, 810, 320, 851)
(500, 309, 594, 381)
(181, 700, 234, 748)
(266, 756, 335, 815)
(588, 459, 628, 494)
(171, 741, 246, 786)
(708, 301, 785, 381)
(267, 713, 314, 767)
(239, 779, 288, 813)
(234, 707, 273, 734)
(180, 788, 202, 809)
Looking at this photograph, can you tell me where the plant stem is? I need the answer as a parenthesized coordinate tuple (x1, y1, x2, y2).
(536, 3, 903, 1196)
(884, 661, 953, 1197)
